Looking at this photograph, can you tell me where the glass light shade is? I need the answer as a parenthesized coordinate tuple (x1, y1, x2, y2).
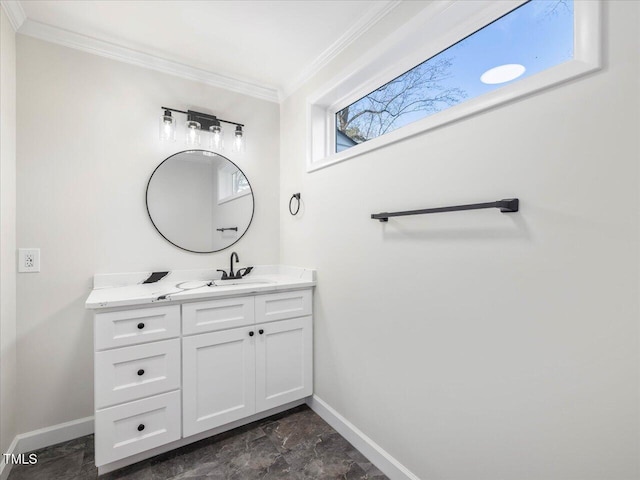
(231, 126, 246, 153)
(159, 112, 176, 142)
(209, 124, 224, 151)
(185, 120, 201, 146)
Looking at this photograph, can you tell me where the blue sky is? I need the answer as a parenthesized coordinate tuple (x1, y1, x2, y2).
(445, 0, 573, 99)
(337, 0, 574, 149)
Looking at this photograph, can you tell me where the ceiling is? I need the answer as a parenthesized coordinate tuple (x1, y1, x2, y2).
(4, 0, 401, 102)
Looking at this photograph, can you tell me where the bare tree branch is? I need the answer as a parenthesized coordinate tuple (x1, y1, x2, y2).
(337, 57, 466, 144)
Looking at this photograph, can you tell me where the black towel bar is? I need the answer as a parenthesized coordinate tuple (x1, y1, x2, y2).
(371, 198, 519, 222)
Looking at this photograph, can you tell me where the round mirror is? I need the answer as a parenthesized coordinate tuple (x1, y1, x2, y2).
(146, 150, 254, 253)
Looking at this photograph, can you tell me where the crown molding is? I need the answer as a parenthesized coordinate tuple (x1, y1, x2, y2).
(280, 0, 402, 100)
(0, 0, 26, 31)
(8, 0, 401, 103)
(17, 18, 280, 103)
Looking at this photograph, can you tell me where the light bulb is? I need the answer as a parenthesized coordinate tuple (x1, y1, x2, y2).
(209, 122, 224, 151)
(232, 125, 245, 153)
(159, 110, 176, 142)
(185, 120, 201, 146)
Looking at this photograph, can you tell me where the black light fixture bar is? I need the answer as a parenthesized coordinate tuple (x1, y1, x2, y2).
(371, 198, 519, 222)
(161, 106, 244, 128)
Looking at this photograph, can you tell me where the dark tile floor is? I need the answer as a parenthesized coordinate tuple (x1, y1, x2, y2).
(8, 405, 387, 480)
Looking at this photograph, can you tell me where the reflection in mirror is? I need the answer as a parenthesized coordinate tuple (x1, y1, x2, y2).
(146, 150, 254, 253)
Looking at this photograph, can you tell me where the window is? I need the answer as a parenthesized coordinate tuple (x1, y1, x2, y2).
(218, 166, 250, 204)
(336, 0, 574, 153)
(307, 0, 601, 171)
(232, 171, 249, 194)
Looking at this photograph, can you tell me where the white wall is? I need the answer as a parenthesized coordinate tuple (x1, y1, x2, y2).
(16, 35, 280, 433)
(280, 1, 639, 479)
(0, 7, 17, 459)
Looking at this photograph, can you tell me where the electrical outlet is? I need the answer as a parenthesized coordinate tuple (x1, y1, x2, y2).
(18, 248, 40, 273)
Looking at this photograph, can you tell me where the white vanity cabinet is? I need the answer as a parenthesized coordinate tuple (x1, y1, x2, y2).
(182, 315, 312, 437)
(92, 287, 313, 472)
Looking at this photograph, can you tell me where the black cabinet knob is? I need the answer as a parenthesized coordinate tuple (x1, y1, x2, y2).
(249, 331, 254, 337)
(137, 323, 145, 330)
(137, 424, 145, 432)
(259, 329, 264, 335)
(137, 369, 145, 376)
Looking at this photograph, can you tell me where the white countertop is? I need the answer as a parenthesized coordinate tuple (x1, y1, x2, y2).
(85, 265, 316, 310)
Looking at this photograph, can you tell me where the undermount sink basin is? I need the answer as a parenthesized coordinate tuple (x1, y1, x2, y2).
(176, 280, 214, 289)
(173, 279, 275, 290)
(213, 278, 275, 287)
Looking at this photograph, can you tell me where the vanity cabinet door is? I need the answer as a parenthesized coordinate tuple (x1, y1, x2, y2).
(182, 327, 256, 437)
(255, 316, 313, 413)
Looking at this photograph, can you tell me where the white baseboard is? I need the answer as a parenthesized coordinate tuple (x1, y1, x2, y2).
(13, 416, 94, 455)
(0, 416, 94, 480)
(306, 395, 420, 480)
(0, 436, 19, 480)
(3, 397, 417, 480)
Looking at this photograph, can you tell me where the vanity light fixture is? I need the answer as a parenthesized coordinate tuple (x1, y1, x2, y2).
(232, 125, 246, 153)
(159, 106, 245, 153)
(185, 119, 201, 146)
(209, 120, 224, 151)
(159, 109, 176, 142)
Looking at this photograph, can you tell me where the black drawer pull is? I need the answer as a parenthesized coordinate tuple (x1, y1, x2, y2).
(249, 331, 254, 337)
(137, 369, 145, 376)
(259, 329, 264, 335)
(137, 424, 145, 432)
(137, 323, 145, 330)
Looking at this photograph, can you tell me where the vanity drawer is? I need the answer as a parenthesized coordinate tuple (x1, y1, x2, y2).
(95, 339, 180, 409)
(95, 390, 181, 466)
(95, 305, 180, 350)
(182, 296, 255, 335)
(255, 290, 312, 323)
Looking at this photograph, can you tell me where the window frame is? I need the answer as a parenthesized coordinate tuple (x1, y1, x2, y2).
(217, 165, 251, 205)
(306, 0, 601, 173)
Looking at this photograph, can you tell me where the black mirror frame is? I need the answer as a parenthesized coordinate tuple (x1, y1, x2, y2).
(145, 149, 255, 254)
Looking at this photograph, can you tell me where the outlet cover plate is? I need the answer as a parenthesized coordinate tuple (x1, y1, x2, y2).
(18, 248, 40, 273)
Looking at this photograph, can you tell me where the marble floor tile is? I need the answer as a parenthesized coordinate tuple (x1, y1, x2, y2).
(81, 435, 95, 466)
(346, 445, 387, 478)
(282, 431, 372, 480)
(76, 461, 99, 480)
(7, 405, 389, 480)
(261, 406, 336, 454)
(8, 450, 84, 480)
(31, 436, 87, 463)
